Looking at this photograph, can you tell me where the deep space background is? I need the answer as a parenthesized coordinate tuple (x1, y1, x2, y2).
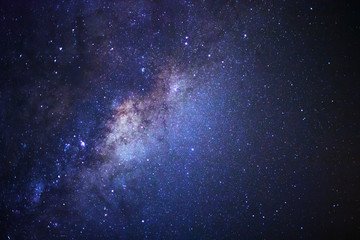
(1, 0, 360, 239)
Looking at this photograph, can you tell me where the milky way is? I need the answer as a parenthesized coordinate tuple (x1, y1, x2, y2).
(1, 1, 360, 239)
(101, 67, 195, 163)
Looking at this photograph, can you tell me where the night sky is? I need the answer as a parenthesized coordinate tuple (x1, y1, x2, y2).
(1, 1, 360, 239)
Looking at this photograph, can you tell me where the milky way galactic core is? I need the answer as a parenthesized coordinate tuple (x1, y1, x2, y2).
(1, 1, 360, 239)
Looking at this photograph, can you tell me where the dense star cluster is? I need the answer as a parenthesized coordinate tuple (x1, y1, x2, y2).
(1, 1, 359, 239)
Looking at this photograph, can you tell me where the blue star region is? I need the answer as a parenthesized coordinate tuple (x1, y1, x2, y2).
(1, 1, 359, 239)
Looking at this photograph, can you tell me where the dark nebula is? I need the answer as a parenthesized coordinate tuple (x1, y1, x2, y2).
(1, 1, 360, 239)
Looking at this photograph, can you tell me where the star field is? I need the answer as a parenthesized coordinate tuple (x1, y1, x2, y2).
(1, 1, 360, 239)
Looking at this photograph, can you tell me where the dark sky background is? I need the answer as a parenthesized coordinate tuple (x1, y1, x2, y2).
(1, 1, 359, 239)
